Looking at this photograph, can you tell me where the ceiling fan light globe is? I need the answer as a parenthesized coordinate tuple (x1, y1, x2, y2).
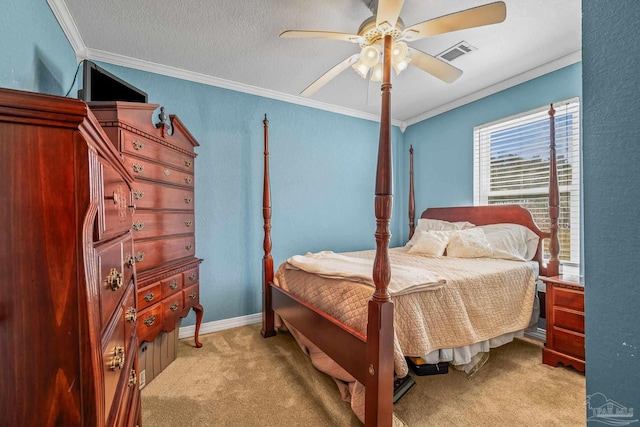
(393, 59, 410, 75)
(371, 63, 383, 82)
(360, 45, 380, 68)
(391, 41, 409, 65)
(352, 61, 370, 79)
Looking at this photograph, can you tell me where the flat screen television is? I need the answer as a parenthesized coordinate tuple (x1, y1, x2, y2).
(78, 60, 147, 103)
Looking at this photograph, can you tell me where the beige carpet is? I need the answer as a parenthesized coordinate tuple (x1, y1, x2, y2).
(141, 324, 585, 426)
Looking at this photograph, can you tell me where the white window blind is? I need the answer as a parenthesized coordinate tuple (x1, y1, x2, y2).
(474, 98, 581, 273)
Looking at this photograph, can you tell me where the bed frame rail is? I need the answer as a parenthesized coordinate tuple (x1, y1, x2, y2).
(272, 286, 368, 383)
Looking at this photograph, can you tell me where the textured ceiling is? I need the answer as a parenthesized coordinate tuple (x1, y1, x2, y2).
(59, 0, 581, 124)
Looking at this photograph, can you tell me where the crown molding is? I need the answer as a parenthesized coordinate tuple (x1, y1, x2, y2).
(404, 50, 582, 127)
(84, 47, 406, 128)
(46, 0, 88, 60)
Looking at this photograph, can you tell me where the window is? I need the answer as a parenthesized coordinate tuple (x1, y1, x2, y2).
(474, 98, 581, 274)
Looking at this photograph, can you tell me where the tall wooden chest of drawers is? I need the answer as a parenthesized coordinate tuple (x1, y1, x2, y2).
(89, 102, 204, 349)
(0, 88, 141, 425)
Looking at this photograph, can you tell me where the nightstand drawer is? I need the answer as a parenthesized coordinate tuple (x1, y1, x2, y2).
(554, 287, 584, 311)
(554, 308, 584, 333)
(553, 327, 585, 359)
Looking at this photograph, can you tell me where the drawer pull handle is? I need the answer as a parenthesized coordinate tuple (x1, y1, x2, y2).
(106, 191, 120, 205)
(185, 176, 192, 184)
(132, 140, 144, 150)
(132, 221, 144, 231)
(133, 190, 144, 200)
(185, 159, 192, 168)
(184, 196, 192, 204)
(128, 370, 137, 388)
(185, 219, 192, 227)
(132, 163, 144, 174)
(169, 280, 178, 290)
(124, 254, 135, 268)
(107, 268, 123, 291)
(144, 291, 155, 302)
(185, 243, 193, 251)
(163, 169, 170, 176)
(188, 273, 197, 281)
(126, 307, 137, 322)
(135, 252, 145, 262)
(170, 302, 179, 311)
(189, 292, 197, 300)
(109, 346, 125, 370)
(144, 315, 156, 326)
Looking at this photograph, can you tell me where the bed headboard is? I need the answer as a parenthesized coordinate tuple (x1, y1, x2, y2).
(421, 205, 554, 277)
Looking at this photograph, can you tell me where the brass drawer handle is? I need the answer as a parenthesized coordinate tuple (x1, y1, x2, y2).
(189, 292, 197, 300)
(128, 370, 137, 388)
(185, 219, 192, 227)
(107, 268, 123, 291)
(124, 254, 135, 268)
(184, 196, 192, 204)
(169, 280, 178, 290)
(135, 252, 145, 262)
(185, 243, 193, 251)
(185, 159, 192, 168)
(132, 163, 144, 174)
(185, 176, 192, 184)
(125, 307, 137, 322)
(133, 190, 144, 200)
(144, 315, 156, 326)
(132, 221, 144, 231)
(188, 273, 197, 282)
(132, 140, 144, 150)
(144, 291, 155, 302)
(163, 169, 170, 176)
(170, 302, 179, 311)
(109, 346, 125, 370)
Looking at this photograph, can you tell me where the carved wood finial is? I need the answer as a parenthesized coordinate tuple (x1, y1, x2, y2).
(155, 106, 170, 137)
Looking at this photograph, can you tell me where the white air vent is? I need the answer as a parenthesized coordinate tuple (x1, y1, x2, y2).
(437, 41, 476, 62)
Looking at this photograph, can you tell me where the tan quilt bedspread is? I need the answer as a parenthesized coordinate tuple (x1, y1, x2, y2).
(274, 247, 536, 376)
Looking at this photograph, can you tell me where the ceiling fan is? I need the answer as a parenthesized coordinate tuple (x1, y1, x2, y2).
(280, 0, 506, 97)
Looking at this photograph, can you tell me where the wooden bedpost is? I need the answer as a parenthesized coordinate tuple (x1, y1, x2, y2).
(261, 114, 276, 338)
(365, 33, 395, 427)
(547, 104, 560, 277)
(408, 145, 415, 240)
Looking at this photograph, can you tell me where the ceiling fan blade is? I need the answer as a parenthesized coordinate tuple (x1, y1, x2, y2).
(408, 47, 462, 83)
(301, 54, 360, 97)
(376, 0, 404, 30)
(280, 30, 362, 43)
(403, 1, 506, 42)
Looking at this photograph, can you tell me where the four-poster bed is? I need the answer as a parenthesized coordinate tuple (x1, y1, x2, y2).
(260, 35, 560, 426)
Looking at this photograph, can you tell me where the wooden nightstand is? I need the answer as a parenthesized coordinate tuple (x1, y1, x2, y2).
(540, 275, 585, 372)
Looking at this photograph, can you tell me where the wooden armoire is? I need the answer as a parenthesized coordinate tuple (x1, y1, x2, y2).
(0, 88, 141, 425)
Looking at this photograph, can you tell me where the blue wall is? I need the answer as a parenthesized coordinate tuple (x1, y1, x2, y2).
(0, 0, 78, 95)
(403, 64, 582, 238)
(583, 1, 640, 423)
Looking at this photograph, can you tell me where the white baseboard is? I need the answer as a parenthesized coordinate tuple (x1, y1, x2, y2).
(178, 312, 262, 339)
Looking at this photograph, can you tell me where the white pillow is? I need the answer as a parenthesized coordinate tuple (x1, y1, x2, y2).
(406, 219, 475, 247)
(478, 223, 540, 261)
(446, 228, 492, 258)
(408, 230, 452, 256)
